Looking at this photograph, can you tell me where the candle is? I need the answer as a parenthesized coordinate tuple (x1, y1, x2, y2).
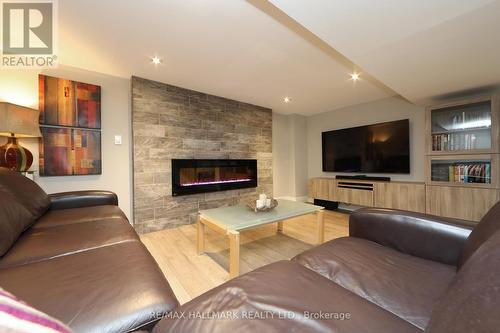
(256, 199, 265, 209)
(265, 198, 272, 208)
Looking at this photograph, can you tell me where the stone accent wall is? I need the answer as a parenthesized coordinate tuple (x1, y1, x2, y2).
(132, 77, 273, 233)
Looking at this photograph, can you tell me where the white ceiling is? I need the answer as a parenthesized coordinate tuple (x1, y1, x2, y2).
(55, 0, 394, 115)
(269, 0, 500, 105)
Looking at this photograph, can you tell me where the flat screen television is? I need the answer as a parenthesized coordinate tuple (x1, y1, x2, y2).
(322, 119, 410, 174)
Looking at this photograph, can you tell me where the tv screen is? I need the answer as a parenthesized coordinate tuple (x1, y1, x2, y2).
(322, 119, 410, 174)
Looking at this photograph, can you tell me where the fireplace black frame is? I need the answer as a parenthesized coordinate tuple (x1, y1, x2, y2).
(171, 159, 258, 196)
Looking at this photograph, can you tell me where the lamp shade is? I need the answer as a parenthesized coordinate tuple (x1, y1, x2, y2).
(0, 102, 42, 138)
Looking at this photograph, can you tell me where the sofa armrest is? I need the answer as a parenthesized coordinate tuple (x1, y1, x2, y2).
(49, 191, 118, 210)
(349, 208, 475, 266)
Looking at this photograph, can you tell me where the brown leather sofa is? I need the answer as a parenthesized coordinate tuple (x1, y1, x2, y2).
(152, 204, 500, 333)
(0, 168, 178, 332)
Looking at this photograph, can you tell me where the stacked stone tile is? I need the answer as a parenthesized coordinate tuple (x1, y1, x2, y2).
(132, 77, 273, 233)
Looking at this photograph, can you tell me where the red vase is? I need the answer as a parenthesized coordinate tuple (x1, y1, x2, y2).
(0, 136, 33, 172)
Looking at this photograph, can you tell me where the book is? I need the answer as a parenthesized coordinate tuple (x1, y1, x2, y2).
(446, 163, 491, 184)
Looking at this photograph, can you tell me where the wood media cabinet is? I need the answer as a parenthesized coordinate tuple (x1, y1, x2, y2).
(309, 178, 426, 214)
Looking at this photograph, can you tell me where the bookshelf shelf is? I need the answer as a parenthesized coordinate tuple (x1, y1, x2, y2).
(427, 153, 498, 187)
(431, 161, 491, 184)
(431, 127, 490, 135)
(427, 154, 498, 188)
(426, 181, 494, 189)
(429, 149, 493, 156)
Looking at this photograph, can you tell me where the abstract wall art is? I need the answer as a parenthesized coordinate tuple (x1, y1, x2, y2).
(38, 75, 102, 176)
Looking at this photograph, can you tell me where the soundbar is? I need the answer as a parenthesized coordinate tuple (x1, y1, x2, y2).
(336, 175, 391, 182)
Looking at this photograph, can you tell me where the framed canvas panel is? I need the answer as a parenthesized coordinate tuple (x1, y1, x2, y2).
(38, 74, 101, 129)
(39, 127, 101, 176)
(38, 74, 102, 176)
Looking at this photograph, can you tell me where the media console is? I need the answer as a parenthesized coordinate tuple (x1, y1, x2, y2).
(308, 177, 426, 213)
(309, 175, 500, 221)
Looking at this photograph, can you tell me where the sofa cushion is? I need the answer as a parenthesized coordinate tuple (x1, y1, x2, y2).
(153, 261, 421, 333)
(293, 237, 456, 330)
(0, 242, 179, 333)
(0, 167, 50, 220)
(0, 218, 139, 269)
(0, 287, 73, 333)
(458, 200, 500, 268)
(0, 191, 35, 256)
(425, 230, 500, 333)
(32, 205, 127, 229)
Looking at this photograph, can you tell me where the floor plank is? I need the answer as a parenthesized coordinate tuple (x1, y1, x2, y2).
(140, 209, 349, 304)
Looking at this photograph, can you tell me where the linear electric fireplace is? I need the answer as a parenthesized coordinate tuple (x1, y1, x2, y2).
(172, 159, 257, 196)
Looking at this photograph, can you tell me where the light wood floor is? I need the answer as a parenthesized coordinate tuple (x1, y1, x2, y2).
(140, 210, 349, 305)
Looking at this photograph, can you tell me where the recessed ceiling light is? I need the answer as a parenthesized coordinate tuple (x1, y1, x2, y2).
(283, 97, 291, 103)
(350, 73, 360, 81)
(151, 56, 162, 65)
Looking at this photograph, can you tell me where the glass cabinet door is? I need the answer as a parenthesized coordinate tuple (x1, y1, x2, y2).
(431, 101, 492, 152)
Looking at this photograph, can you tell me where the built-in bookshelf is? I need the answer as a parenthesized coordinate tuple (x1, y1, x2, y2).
(425, 96, 500, 221)
(426, 96, 499, 189)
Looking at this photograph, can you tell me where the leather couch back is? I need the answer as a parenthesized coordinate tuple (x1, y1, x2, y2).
(458, 201, 500, 268)
(0, 168, 51, 256)
(425, 229, 500, 332)
(0, 167, 50, 220)
(0, 191, 35, 256)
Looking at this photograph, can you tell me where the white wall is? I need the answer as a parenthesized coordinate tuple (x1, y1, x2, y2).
(272, 112, 308, 200)
(0, 66, 133, 220)
(290, 114, 308, 198)
(307, 96, 425, 181)
(272, 113, 293, 198)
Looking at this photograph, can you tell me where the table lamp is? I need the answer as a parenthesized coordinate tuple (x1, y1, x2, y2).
(0, 102, 42, 172)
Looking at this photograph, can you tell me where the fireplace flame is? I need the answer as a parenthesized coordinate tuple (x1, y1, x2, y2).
(180, 178, 253, 187)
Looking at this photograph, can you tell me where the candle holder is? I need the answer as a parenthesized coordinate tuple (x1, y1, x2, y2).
(246, 197, 279, 212)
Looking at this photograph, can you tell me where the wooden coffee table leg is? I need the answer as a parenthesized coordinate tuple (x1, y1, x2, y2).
(316, 210, 325, 244)
(277, 221, 284, 233)
(228, 230, 240, 278)
(197, 217, 205, 255)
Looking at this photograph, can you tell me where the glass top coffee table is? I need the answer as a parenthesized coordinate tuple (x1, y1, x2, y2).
(197, 199, 325, 278)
